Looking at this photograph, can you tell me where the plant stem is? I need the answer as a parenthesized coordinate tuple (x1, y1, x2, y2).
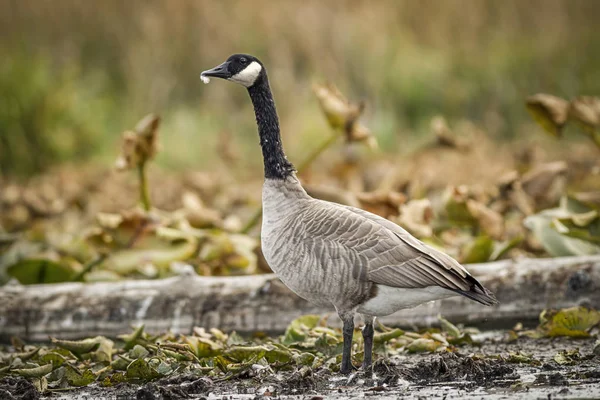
(71, 253, 109, 282)
(591, 130, 600, 152)
(138, 161, 151, 211)
(296, 132, 339, 172)
(240, 133, 339, 234)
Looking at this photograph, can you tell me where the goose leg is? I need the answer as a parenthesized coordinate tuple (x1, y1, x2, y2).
(361, 315, 375, 370)
(338, 311, 355, 374)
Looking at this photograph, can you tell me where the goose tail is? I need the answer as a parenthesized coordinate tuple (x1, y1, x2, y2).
(455, 276, 499, 306)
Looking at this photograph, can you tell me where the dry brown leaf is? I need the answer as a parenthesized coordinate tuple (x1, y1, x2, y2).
(313, 83, 377, 149)
(568, 96, 600, 134)
(526, 94, 569, 137)
(396, 198, 434, 238)
(508, 182, 536, 216)
(466, 199, 504, 239)
(181, 191, 222, 228)
(431, 116, 470, 150)
(357, 190, 406, 218)
(521, 161, 568, 208)
(115, 114, 161, 171)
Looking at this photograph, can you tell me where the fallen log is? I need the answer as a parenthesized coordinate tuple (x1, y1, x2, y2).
(1, 255, 599, 342)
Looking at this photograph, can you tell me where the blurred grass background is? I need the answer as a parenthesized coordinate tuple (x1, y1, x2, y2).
(1, 0, 599, 177)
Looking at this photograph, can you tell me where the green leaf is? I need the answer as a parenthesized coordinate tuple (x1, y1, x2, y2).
(461, 236, 494, 263)
(13, 363, 52, 378)
(406, 338, 445, 353)
(126, 358, 160, 381)
(554, 349, 581, 365)
(118, 325, 146, 350)
(373, 328, 404, 344)
(224, 345, 269, 362)
(226, 331, 246, 346)
(185, 336, 222, 358)
(282, 315, 322, 345)
(51, 338, 100, 356)
(7, 259, 75, 284)
(490, 236, 523, 261)
(264, 344, 294, 364)
(438, 315, 461, 337)
(553, 210, 600, 245)
(525, 197, 600, 256)
(129, 344, 150, 360)
(12, 347, 40, 362)
(504, 352, 540, 365)
(539, 306, 600, 338)
(92, 336, 114, 362)
(39, 352, 67, 367)
(64, 364, 97, 386)
(105, 239, 197, 274)
(101, 371, 127, 387)
(111, 355, 133, 371)
(524, 211, 600, 256)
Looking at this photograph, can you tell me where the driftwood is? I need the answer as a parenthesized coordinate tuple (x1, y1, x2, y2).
(0, 255, 599, 342)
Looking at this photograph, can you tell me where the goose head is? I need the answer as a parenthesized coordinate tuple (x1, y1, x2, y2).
(201, 54, 264, 88)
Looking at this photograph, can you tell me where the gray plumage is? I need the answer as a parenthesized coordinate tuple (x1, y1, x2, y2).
(261, 177, 497, 315)
(201, 54, 497, 374)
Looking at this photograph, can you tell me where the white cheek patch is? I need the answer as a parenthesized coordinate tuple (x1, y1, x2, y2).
(229, 61, 262, 87)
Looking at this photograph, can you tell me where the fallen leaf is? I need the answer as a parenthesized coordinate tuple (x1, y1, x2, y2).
(539, 306, 600, 338)
(396, 199, 434, 238)
(13, 363, 52, 378)
(553, 349, 581, 365)
(526, 94, 569, 137)
(568, 96, 600, 135)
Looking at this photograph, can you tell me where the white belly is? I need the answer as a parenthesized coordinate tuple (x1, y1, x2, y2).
(357, 285, 456, 317)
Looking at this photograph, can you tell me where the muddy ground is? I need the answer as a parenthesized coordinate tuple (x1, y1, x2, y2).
(2, 335, 598, 400)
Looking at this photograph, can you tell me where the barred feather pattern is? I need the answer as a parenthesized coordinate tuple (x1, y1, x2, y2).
(261, 177, 498, 315)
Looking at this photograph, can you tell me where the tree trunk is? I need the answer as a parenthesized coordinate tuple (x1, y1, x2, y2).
(0, 255, 598, 342)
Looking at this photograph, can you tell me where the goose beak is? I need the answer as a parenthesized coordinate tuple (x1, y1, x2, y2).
(200, 61, 231, 82)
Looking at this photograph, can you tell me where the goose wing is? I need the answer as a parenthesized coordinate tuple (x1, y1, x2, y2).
(302, 200, 497, 305)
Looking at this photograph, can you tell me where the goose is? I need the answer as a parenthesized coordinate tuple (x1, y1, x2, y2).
(201, 54, 498, 374)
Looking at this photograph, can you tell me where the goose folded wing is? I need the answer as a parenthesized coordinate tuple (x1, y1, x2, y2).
(302, 202, 496, 304)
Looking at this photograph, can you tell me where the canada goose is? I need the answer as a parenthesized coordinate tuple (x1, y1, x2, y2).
(201, 54, 498, 374)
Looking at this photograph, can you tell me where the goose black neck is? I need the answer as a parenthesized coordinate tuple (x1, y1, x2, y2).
(247, 76, 295, 180)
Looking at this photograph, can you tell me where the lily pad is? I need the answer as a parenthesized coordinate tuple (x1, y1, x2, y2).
(64, 365, 97, 387)
(7, 259, 75, 284)
(554, 349, 581, 365)
(185, 336, 223, 358)
(126, 358, 160, 381)
(224, 345, 269, 362)
(539, 306, 600, 338)
(282, 315, 322, 345)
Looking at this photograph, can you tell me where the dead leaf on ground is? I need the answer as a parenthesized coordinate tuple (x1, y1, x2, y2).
(395, 198, 434, 238)
(313, 83, 377, 149)
(526, 94, 569, 137)
(115, 114, 160, 171)
(568, 96, 600, 135)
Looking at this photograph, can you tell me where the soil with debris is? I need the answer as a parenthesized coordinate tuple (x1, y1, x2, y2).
(2, 337, 596, 400)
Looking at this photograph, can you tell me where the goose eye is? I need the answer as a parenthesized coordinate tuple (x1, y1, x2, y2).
(240, 57, 247, 65)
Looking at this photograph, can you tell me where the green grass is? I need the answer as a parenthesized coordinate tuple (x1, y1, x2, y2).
(1, 1, 599, 176)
